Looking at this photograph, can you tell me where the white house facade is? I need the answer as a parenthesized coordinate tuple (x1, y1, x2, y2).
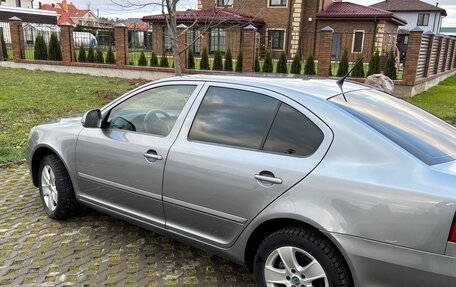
(0, 0, 33, 9)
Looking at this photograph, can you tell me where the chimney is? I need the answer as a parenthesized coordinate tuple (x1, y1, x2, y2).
(436, 2, 439, 7)
(38, 2, 42, 8)
(62, 0, 68, 13)
(52, 3, 55, 7)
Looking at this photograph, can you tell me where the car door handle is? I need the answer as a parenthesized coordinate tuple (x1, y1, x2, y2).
(254, 174, 283, 185)
(144, 150, 163, 161)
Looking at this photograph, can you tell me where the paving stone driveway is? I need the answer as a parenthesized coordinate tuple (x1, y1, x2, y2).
(0, 164, 256, 287)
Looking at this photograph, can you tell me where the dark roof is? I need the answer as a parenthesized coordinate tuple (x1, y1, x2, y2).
(316, 1, 407, 26)
(142, 8, 265, 27)
(370, 0, 447, 16)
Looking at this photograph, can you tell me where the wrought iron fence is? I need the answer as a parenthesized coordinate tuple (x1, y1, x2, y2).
(0, 22, 12, 61)
(128, 28, 153, 66)
(73, 26, 116, 64)
(22, 22, 60, 60)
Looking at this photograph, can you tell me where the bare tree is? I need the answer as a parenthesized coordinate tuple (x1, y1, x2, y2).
(112, 0, 259, 76)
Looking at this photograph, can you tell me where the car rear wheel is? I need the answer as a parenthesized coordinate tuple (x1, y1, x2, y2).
(254, 226, 352, 287)
(38, 155, 78, 219)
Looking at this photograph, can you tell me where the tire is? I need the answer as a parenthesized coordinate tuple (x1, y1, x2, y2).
(38, 154, 78, 219)
(254, 226, 352, 287)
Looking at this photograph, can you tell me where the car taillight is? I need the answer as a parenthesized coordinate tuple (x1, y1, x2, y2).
(450, 215, 456, 243)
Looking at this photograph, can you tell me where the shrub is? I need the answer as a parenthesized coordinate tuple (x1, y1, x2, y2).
(329, 64, 333, 77)
(95, 48, 104, 64)
(160, 54, 169, 68)
(34, 34, 48, 60)
(224, 48, 233, 72)
(150, 51, 159, 67)
(290, 53, 302, 74)
(262, 50, 273, 73)
(254, 54, 260, 72)
(367, 51, 380, 76)
(351, 55, 365, 78)
(106, 46, 116, 64)
(48, 32, 62, 61)
(276, 51, 288, 74)
(87, 44, 95, 63)
(77, 44, 86, 62)
(235, 49, 243, 72)
(212, 49, 223, 71)
(200, 48, 210, 70)
(1, 31, 8, 60)
(187, 49, 195, 69)
(304, 54, 317, 75)
(138, 51, 148, 66)
(384, 50, 397, 80)
(337, 49, 349, 76)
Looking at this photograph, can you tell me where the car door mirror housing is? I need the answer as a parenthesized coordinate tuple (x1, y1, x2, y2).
(81, 109, 102, 128)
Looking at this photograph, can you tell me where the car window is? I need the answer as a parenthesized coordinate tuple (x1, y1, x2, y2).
(263, 104, 324, 156)
(188, 87, 279, 149)
(330, 89, 456, 165)
(107, 85, 196, 137)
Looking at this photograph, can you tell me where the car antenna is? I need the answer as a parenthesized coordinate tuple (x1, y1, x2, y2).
(337, 56, 364, 102)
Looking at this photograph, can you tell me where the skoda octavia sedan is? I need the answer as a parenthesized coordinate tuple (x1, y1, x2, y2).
(27, 76, 456, 287)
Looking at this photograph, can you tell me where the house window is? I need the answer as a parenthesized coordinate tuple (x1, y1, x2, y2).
(268, 30, 285, 50)
(216, 0, 233, 7)
(403, 35, 409, 45)
(417, 13, 430, 26)
(16, 0, 21, 7)
(163, 27, 172, 52)
(210, 28, 226, 53)
(269, 0, 287, 6)
(352, 31, 364, 53)
(187, 29, 201, 54)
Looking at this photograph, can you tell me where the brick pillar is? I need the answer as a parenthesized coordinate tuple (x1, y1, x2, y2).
(176, 24, 187, 70)
(241, 24, 257, 73)
(450, 38, 456, 70)
(115, 23, 128, 67)
(152, 23, 163, 55)
(8, 16, 24, 62)
(59, 22, 74, 64)
(442, 35, 450, 72)
(0, 29, 4, 61)
(423, 31, 435, 78)
(434, 34, 443, 74)
(403, 27, 423, 85)
(317, 26, 333, 77)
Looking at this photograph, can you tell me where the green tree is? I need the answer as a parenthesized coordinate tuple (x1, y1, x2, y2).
(290, 53, 302, 74)
(200, 48, 210, 70)
(34, 34, 48, 60)
(276, 51, 288, 74)
(263, 50, 273, 73)
(337, 49, 349, 76)
(384, 50, 397, 80)
(224, 48, 233, 71)
(254, 54, 260, 72)
(1, 31, 8, 60)
(78, 44, 86, 62)
(160, 54, 169, 68)
(212, 49, 223, 71)
(351, 56, 365, 78)
(87, 44, 95, 63)
(150, 51, 159, 67)
(106, 46, 116, 64)
(235, 49, 243, 72)
(304, 54, 316, 75)
(187, 49, 195, 69)
(138, 51, 148, 66)
(48, 32, 62, 61)
(367, 51, 380, 76)
(95, 48, 104, 64)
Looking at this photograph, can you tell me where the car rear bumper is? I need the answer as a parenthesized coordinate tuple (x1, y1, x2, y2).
(330, 233, 456, 287)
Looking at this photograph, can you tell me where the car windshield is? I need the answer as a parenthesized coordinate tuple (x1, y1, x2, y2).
(330, 89, 456, 165)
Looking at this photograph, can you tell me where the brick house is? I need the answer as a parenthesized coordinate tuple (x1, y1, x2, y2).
(39, 0, 98, 26)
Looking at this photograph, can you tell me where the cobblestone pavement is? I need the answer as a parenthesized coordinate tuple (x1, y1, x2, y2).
(0, 164, 256, 287)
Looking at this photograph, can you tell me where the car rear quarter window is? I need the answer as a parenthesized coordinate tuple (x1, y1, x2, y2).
(188, 87, 279, 149)
(330, 89, 456, 165)
(263, 103, 324, 156)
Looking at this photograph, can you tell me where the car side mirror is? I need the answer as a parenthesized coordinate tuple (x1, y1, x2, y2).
(81, 109, 102, 128)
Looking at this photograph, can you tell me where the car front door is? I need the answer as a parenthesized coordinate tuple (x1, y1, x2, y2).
(163, 83, 333, 247)
(75, 82, 203, 228)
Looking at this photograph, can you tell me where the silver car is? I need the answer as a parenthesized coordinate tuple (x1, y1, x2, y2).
(26, 76, 456, 287)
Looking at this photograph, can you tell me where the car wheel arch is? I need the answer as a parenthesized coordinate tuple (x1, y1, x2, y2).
(31, 145, 67, 187)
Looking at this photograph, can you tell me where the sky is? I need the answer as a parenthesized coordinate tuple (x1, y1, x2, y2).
(36, 0, 456, 26)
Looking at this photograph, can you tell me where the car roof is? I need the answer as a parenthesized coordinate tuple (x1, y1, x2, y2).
(159, 74, 371, 100)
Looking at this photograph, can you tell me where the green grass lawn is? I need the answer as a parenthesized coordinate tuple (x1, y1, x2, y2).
(0, 67, 142, 164)
(409, 75, 456, 125)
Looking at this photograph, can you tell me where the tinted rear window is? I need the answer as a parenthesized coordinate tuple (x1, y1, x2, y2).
(331, 89, 456, 165)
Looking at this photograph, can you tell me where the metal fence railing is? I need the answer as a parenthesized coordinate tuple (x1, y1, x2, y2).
(22, 22, 60, 60)
(0, 22, 12, 61)
(128, 28, 153, 66)
(73, 26, 116, 64)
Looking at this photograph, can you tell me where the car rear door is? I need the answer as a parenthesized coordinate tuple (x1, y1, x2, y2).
(75, 81, 204, 228)
(163, 83, 333, 247)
